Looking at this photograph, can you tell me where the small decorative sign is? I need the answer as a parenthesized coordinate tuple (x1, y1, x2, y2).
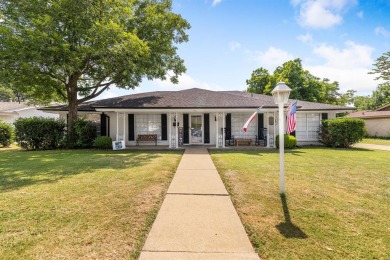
(112, 140, 125, 150)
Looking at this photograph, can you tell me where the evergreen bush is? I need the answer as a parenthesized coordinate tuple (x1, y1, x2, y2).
(94, 136, 112, 149)
(319, 118, 366, 148)
(72, 118, 98, 148)
(276, 134, 297, 149)
(0, 121, 14, 147)
(14, 117, 66, 150)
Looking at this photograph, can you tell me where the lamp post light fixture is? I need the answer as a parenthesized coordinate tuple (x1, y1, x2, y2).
(271, 81, 292, 195)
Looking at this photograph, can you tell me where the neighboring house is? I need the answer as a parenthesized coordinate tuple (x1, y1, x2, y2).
(41, 88, 353, 148)
(347, 103, 390, 137)
(0, 102, 59, 124)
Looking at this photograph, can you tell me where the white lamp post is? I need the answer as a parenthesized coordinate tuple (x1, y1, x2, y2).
(271, 82, 291, 195)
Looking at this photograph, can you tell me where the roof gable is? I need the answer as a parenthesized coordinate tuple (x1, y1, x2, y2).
(376, 103, 390, 111)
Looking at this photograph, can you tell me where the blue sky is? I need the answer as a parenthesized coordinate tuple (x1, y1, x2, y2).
(100, 0, 390, 100)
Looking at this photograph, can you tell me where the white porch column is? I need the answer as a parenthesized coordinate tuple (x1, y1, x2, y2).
(123, 112, 126, 143)
(222, 112, 225, 148)
(175, 112, 178, 149)
(116, 112, 119, 141)
(215, 112, 219, 148)
(273, 111, 277, 147)
(168, 113, 172, 148)
(266, 112, 270, 148)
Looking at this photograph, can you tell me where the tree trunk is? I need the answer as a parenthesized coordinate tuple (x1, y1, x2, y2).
(66, 79, 79, 148)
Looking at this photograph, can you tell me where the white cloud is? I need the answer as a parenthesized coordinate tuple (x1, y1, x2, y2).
(357, 11, 364, 18)
(254, 47, 294, 70)
(375, 26, 390, 38)
(229, 41, 241, 51)
(293, 0, 357, 29)
(307, 41, 376, 94)
(212, 0, 222, 6)
(313, 41, 374, 68)
(297, 33, 313, 43)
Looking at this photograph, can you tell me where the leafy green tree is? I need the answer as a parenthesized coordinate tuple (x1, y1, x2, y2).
(370, 51, 390, 82)
(371, 83, 390, 108)
(353, 95, 374, 110)
(246, 59, 349, 105)
(246, 68, 272, 94)
(0, 86, 15, 102)
(352, 51, 390, 110)
(0, 0, 190, 147)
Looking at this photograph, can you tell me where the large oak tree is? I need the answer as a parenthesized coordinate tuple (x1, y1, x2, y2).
(0, 0, 190, 146)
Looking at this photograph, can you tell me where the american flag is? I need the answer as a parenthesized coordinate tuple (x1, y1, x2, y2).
(242, 111, 257, 133)
(286, 101, 297, 134)
(242, 106, 262, 132)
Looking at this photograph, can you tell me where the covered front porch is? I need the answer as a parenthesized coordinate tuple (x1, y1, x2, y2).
(96, 109, 279, 149)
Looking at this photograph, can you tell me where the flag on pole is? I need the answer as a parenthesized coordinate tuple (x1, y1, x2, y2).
(286, 101, 297, 134)
(243, 106, 262, 132)
(243, 112, 257, 132)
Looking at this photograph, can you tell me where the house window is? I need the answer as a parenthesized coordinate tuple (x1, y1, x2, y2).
(231, 113, 257, 138)
(296, 113, 320, 140)
(135, 114, 161, 139)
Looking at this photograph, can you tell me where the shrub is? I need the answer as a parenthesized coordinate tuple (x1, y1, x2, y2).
(95, 136, 112, 149)
(276, 134, 297, 149)
(0, 121, 14, 147)
(319, 118, 366, 148)
(72, 118, 98, 148)
(14, 117, 66, 150)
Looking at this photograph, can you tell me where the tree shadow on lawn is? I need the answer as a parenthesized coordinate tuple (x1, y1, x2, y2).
(276, 194, 308, 239)
(0, 149, 174, 192)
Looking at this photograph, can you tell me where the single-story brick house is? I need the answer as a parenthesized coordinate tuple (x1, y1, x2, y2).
(347, 103, 390, 137)
(41, 88, 353, 148)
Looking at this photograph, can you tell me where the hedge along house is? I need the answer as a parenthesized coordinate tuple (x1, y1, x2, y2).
(41, 88, 353, 148)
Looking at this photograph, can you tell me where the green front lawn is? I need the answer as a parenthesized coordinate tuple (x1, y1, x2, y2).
(0, 148, 182, 259)
(361, 138, 390, 146)
(211, 148, 390, 259)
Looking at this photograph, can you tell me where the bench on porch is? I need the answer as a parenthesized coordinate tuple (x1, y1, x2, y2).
(235, 138, 253, 146)
(136, 134, 157, 146)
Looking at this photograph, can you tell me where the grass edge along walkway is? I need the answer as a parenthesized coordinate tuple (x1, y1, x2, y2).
(210, 147, 390, 259)
(0, 149, 183, 259)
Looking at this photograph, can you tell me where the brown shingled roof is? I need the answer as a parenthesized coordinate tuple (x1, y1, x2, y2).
(347, 110, 390, 119)
(41, 88, 353, 112)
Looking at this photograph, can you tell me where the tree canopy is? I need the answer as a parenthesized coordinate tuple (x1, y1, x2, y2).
(0, 0, 190, 146)
(353, 83, 390, 110)
(353, 51, 390, 110)
(0, 86, 15, 102)
(246, 59, 352, 105)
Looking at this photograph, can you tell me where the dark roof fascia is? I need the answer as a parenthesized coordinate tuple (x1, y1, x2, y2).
(41, 106, 352, 111)
(91, 106, 277, 109)
(38, 107, 96, 112)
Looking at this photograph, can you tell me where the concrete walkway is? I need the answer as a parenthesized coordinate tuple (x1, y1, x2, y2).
(139, 147, 259, 260)
(354, 143, 390, 151)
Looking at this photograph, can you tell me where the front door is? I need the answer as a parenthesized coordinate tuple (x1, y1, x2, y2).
(190, 115, 203, 144)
